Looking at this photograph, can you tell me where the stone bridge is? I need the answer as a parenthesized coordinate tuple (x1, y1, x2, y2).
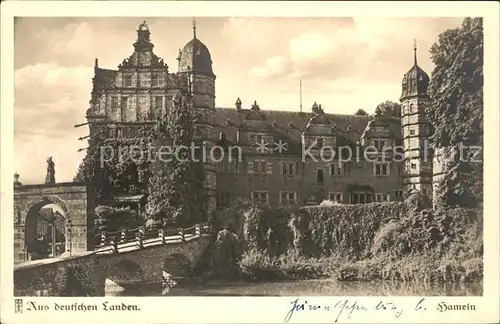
(14, 226, 213, 297)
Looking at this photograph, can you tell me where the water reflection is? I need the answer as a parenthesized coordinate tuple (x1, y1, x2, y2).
(107, 278, 483, 296)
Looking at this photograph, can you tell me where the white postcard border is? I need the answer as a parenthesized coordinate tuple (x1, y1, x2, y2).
(1, 1, 499, 323)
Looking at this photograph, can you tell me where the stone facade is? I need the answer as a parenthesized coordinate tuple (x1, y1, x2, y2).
(13, 182, 96, 264)
(14, 235, 211, 296)
(85, 21, 439, 212)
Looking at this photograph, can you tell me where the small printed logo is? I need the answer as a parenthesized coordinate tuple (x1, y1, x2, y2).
(15, 299, 23, 314)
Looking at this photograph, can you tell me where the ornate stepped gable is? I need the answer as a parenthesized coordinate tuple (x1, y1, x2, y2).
(86, 21, 181, 121)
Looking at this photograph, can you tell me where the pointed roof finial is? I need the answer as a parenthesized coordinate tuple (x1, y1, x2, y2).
(413, 38, 417, 66)
(193, 18, 197, 39)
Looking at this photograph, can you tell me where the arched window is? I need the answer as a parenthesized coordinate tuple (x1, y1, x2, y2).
(410, 104, 415, 113)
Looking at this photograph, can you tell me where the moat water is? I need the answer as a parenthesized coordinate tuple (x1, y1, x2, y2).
(106, 279, 483, 296)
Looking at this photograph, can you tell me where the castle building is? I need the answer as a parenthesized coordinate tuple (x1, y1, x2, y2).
(85, 21, 433, 214)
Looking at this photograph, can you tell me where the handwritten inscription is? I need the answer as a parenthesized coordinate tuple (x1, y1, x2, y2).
(284, 298, 431, 323)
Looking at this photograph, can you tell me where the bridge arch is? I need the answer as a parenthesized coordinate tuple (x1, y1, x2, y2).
(163, 253, 192, 277)
(107, 259, 146, 285)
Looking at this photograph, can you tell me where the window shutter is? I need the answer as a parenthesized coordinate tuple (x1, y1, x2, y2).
(247, 160, 254, 174)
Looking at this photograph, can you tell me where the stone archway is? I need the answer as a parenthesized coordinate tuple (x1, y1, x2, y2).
(14, 182, 96, 264)
(107, 259, 145, 286)
(24, 196, 69, 261)
(164, 253, 192, 277)
(59, 266, 90, 297)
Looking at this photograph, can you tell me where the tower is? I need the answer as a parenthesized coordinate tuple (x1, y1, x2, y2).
(177, 19, 217, 217)
(400, 40, 433, 199)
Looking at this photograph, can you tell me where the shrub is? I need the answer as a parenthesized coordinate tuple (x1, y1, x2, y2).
(204, 193, 482, 283)
(200, 229, 242, 278)
(94, 205, 141, 235)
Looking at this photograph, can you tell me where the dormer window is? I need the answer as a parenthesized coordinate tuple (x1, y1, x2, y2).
(373, 139, 388, 151)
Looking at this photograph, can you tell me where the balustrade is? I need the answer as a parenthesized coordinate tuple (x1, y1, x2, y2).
(94, 223, 210, 253)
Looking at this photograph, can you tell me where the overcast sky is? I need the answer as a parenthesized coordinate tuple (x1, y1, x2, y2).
(14, 17, 464, 184)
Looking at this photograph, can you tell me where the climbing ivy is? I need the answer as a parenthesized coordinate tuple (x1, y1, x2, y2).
(74, 124, 154, 201)
(145, 90, 206, 226)
(427, 17, 483, 208)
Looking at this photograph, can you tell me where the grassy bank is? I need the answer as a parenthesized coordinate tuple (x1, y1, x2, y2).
(201, 194, 482, 283)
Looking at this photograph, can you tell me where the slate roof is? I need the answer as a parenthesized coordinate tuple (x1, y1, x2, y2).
(214, 107, 402, 145)
(93, 68, 117, 93)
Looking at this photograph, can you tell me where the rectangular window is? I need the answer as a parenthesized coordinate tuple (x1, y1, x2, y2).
(124, 75, 133, 87)
(409, 129, 416, 136)
(411, 163, 417, 169)
(330, 163, 343, 176)
(317, 169, 324, 183)
(374, 163, 389, 176)
(328, 192, 343, 204)
(316, 138, 323, 148)
(251, 191, 268, 204)
(280, 191, 297, 206)
(152, 75, 160, 87)
(121, 97, 128, 122)
(217, 160, 234, 173)
(155, 96, 163, 110)
(253, 160, 267, 174)
(111, 97, 119, 110)
(281, 162, 295, 176)
(351, 192, 372, 204)
(343, 162, 351, 176)
(376, 193, 390, 202)
(394, 190, 403, 197)
(217, 191, 231, 207)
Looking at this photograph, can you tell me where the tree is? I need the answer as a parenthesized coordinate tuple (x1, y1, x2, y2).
(427, 17, 483, 207)
(354, 109, 368, 116)
(74, 127, 108, 199)
(145, 90, 206, 226)
(375, 100, 401, 118)
(94, 205, 140, 237)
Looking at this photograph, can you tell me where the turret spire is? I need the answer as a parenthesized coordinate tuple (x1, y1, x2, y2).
(193, 18, 197, 39)
(413, 38, 417, 66)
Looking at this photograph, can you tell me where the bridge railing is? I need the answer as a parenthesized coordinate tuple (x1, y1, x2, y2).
(94, 223, 210, 254)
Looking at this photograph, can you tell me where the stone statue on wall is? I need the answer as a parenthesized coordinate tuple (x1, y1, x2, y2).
(45, 157, 55, 184)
